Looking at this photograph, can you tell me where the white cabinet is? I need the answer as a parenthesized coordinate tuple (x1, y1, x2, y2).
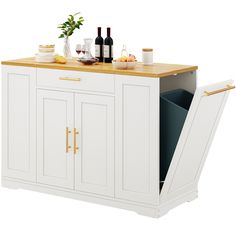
(115, 75, 159, 204)
(75, 94, 114, 196)
(2, 63, 234, 218)
(2, 66, 36, 182)
(36, 82, 114, 195)
(37, 90, 74, 189)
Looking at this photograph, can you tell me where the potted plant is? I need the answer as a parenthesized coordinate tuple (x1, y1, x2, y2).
(58, 12, 84, 59)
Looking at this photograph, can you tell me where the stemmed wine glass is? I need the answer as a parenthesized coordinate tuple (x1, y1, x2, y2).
(76, 44, 85, 57)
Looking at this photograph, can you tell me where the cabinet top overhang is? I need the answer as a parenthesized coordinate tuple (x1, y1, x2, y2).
(1, 57, 198, 78)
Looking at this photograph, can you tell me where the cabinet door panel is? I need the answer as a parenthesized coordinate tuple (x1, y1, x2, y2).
(37, 90, 74, 189)
(2, 66, 36, 182)
(75, 94, 114, 197)
(161, 80, 234, 202)
(115, 75, 159, 204)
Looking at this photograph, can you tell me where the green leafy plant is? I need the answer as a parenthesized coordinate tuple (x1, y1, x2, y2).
(58, 12, 84, 38)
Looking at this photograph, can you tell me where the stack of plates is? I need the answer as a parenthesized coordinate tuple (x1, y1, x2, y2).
(35, 45, 55, 63)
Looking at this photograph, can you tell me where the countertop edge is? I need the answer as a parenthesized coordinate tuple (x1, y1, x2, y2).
(1, 60, 198, 78)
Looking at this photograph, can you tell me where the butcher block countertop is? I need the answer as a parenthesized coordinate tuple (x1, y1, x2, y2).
(1, 57, 198, 78)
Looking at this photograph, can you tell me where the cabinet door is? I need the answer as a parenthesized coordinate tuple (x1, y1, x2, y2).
(2, 66, 36, 182)
(115, 75, 159, 204)
(75, 94, 114, 197)
(161, 80, 234, 203)
(37, 90, 74, 189)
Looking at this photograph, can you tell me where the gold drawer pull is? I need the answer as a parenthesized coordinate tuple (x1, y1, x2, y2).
(59, 77, 81, 82)
(74, 128, 79, 154)
(204, 85, 235, 96)
(66, 127, 71, 153)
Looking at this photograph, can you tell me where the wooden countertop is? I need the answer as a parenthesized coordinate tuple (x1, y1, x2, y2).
(1, 57, 198, 78)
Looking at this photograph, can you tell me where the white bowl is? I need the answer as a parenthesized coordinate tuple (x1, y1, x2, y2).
(112, 61, 136, 69)
(37, 52, 55, 57)
(35, 54, 55, 63)
(38, 48, 55, 53)
(127, 61, 136, 69)
(38, 45, 55, 53)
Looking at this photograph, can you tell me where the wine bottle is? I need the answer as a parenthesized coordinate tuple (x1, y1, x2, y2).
(95, 27, 104, 62)
(104, 27, 113, 63)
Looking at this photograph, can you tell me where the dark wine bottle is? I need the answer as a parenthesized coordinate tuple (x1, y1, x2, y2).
(95, 27, 104, 62)
(104, 27, 113, 63)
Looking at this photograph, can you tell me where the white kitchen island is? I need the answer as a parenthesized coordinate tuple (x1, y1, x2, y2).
(1, 58, 234, 217)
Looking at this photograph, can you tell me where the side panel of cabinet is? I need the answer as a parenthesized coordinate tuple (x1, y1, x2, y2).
(37, 90, 74, 189)
(115, 75, 159, 205)
(2, 66, 36, 182)
(75, 94, 114, 197)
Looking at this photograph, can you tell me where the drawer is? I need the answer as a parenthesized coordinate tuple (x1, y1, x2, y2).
(37, 68, 115, 93)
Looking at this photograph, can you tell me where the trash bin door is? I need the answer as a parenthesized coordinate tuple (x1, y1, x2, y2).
(160, 80, 234, 203)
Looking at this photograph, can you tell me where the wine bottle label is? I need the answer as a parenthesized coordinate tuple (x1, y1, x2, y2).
(104, 45, 113, 58)
(103, 45, 109, 58)
(95, 45, 100, 57)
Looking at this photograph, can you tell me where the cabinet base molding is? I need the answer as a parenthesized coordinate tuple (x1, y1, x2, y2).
(159, 190, 198, 216)
(2, 177, 197, 218)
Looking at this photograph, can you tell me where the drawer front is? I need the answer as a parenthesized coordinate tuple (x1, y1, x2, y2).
(37, 68, 115, 93)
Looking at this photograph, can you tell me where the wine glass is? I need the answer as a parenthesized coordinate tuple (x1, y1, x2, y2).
(76, 44, 86, 57)
(76, 44, 82, 57)
(81, 44, 85, 54)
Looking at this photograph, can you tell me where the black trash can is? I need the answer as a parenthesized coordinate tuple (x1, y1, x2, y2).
(160, 89, 193, 189)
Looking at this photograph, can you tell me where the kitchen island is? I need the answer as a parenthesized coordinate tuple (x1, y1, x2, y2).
(1, 58, 234, 217)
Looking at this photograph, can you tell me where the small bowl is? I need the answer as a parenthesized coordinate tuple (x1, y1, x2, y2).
(78, 57, 98, 65)
(35, 54, 55, 63)
(38, 45, 55, 53)
(112, 61, 136, 69)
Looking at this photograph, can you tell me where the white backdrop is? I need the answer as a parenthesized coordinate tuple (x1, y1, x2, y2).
(0, 0, 236, 235)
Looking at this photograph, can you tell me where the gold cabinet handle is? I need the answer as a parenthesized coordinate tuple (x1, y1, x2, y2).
(204, 85, 235, 96)
(74, 128, 79, 154)
(59, 77, 81, 82)
(66, 127, 71, 153)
